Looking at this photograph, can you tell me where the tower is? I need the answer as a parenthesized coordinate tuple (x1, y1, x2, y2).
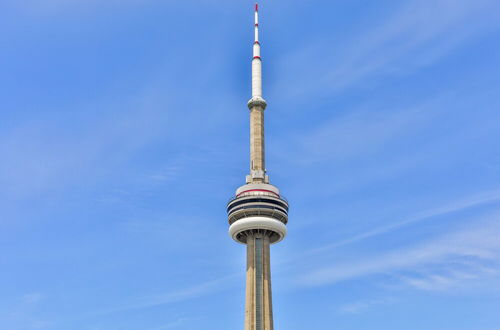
(227, 4, 289, 330)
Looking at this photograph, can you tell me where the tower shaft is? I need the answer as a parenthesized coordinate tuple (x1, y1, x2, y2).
(250, 105, 265, 182)
(248, 3, 268, 184)
(245, 232, 274, 330)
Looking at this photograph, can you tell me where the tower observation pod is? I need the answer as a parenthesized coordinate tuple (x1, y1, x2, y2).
(227, 3, 289, 330)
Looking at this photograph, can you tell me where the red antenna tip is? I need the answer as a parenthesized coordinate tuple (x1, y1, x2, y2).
(255, 3, 259, 12)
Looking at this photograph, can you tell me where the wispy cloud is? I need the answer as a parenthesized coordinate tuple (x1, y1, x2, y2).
(148, 166, 180, 183)
(5, 0, 151, 15)
(5, 0, 229, 17)
(396, 267, 498, 292)
(299, 212, 500, 290)
(306, 189, 500, 254)
(149, 318, 188, 330)
(103, 274, 239, 314)
(275, 0, 500, 98)
(289, 98, 440, 164)
(21, 292, 44, 304)
(51, 275, 239, 328)
(338, 297, 395, 315)
(0, 91, 172, 199)
(274, 84, 500, 196)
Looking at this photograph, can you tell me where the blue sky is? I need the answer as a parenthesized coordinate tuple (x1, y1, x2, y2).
(1, 0, 500, 329)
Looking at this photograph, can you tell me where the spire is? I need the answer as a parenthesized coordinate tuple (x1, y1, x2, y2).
(254, 3, 260, 45)
(251, 3, 263, 100)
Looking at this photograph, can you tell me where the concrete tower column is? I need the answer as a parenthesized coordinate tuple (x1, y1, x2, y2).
(250, 105, 265, 182)
(245, 232, 274, 330)
(245, 232, 256, 329)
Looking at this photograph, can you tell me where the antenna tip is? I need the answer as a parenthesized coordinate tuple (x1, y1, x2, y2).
(255, 3, 259, 12)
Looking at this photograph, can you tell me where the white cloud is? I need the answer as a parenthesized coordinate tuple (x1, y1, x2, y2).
(7, 0, 150, 15)
(0, 91, 171, 199)
(299, 212, 500, 290)
(7, 0, 230, 16)
(21, 292, 44, 304)
(149, 318, 188, 330)
(102, 274, 239, 314)
(291, 99, 439, 164)
(305, 189, 500, 254)
(275, 0, 500, 98)
(338, 298, 395, 315)
(30, 320, 52, 329)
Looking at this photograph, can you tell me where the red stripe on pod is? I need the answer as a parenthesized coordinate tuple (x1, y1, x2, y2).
(253, 56, 261, 60)
(255, 23, 259, 27)
(254, 41, 260, 45)
(237, 189, 279, 198)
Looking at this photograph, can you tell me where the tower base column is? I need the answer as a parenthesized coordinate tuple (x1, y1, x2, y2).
(245, 231, 274, 330)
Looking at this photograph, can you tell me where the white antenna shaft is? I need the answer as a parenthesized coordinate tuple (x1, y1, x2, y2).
(252, 3, 262, 98)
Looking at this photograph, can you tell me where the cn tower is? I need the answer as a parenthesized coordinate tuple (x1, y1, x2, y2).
(227, 3, 289, 330)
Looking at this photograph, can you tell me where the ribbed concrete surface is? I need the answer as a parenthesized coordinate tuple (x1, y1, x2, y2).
(250, 105, 265, 182)
(245, 233, 274, 330)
